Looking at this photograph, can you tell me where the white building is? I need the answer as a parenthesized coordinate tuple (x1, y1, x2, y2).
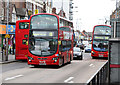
(52, 0, 70, 19)
(26, 0, 44, 15)
(46, 0, 53, 13)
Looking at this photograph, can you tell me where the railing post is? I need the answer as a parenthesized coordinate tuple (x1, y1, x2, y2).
(87, 61, 108, 85)
(97, 72, 100, 85)
(92, 76, 96, 85)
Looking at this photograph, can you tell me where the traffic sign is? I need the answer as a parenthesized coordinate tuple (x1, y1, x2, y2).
(5, 34, 10, 38)
(35, 9, 38, 14)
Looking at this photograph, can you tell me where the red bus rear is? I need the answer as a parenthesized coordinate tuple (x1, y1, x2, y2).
(91, 25, 111, 59)
(27, 13, 73, 66)
(15, 20, 30, 60)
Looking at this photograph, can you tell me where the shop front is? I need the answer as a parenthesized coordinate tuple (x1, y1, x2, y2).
(0, 24, 6, 48)
(7, 25, 16, 55)
(0, 24, 6, 60)
(0, 24, 16, 55)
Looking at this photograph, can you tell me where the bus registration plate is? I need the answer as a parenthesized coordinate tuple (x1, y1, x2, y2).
(39, 61, 46, 65)
(99, 54, 103, 57)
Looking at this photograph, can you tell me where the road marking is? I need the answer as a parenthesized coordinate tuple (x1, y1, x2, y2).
(64, 77, 74, 83)
(72, 61, 82, 62)
(89, 64, 93, 67)
(89, 64, 95, 67)
(5, 75, 23, 81)
(68, 81, 74, 83)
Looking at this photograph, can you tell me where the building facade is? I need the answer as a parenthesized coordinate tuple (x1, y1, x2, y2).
(52, 0, 72, 20)
(69, 0, 73, 20)
(110, 1, 120, 38)
(0, 0, 49, 55)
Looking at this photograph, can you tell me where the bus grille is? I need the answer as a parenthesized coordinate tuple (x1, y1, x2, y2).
(38, 58, 48, 60)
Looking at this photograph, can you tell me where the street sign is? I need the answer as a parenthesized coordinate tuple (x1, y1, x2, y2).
(5, 34, 10, 38)
(35, 9, 38, 14)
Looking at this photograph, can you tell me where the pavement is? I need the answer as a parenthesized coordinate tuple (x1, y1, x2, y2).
(0, 47, 17, 64)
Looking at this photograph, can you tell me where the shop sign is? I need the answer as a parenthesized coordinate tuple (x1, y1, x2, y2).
(0, 25, 6, 34)
(5, 34, 10, 38)
(35, 9, 38, 14)
(7, 25, 15, 34)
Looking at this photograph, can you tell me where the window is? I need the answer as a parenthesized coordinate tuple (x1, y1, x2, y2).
(22, 39, 27, 44)
(19, 22, 29, 29)
(30, 15, 58, 30)
(59, 40, 71, 51)
(59, 27, 70, 31)
(67, 41, 72, 50)
(94, 26, 111, 35)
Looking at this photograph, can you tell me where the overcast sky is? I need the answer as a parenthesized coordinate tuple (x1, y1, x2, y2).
(73, 0, 116, 32)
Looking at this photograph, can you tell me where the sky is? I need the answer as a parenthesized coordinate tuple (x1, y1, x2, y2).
(73, 0, 116, 32)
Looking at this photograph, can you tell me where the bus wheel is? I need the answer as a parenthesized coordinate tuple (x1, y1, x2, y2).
(59, 57, 63, 67)
(68, 55, 72, 64)
(62, 57, 64, 65)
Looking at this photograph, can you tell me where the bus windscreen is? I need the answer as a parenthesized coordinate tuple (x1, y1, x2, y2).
(94, 26, 111, 35)
(30, 15, 58, 30)
(29, 15, 58, 57)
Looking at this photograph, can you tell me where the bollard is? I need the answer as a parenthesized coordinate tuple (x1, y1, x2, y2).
(108, 38, 120, 84)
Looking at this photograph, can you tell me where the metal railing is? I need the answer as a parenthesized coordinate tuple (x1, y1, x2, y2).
(86, 61, 108, 85)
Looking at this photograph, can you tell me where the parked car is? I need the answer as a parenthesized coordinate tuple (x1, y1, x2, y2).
(76, 43, 85, 50)
(85, 44, 91, 53)
(73, 47, 83, 60)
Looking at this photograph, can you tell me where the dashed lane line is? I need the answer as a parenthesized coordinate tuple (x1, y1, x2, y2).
(5, 74, 23, 81)
(64, 77, 74, 83)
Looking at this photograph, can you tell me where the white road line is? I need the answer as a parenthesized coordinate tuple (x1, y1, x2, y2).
(5, 75, 23, 81)
(89, 64, 93, 67)
(68, 81, 74, 83)
(64, 77, 74, 83)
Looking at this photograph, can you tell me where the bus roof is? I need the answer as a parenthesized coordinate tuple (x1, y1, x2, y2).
(30, 13, 72, 23)
(93, 25, 111, 28)
(16, 20, 30, 23)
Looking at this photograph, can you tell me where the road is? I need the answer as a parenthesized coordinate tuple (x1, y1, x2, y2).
(1, 52, 107, 84)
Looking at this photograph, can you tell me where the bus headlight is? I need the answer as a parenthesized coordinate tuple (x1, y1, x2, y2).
(52, 57, 58, 63)
(28, 56, 33, 62)
(91, 51, 95, 55)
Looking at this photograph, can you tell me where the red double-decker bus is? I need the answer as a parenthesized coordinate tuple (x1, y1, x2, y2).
(15, 20, 30, 60)
(27, 13, 73, 66)
(91, 25, 111, 59)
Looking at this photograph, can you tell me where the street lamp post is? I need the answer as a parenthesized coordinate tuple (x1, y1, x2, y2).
(5, 0, 9, 61)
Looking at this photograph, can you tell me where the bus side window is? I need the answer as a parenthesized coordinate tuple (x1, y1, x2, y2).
(60, 41, 67, 52)
(67, 41, 71, 50)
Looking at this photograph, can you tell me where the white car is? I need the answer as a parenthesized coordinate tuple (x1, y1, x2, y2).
(85, 44, 91, 53)
(73, 47, 83, 60)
